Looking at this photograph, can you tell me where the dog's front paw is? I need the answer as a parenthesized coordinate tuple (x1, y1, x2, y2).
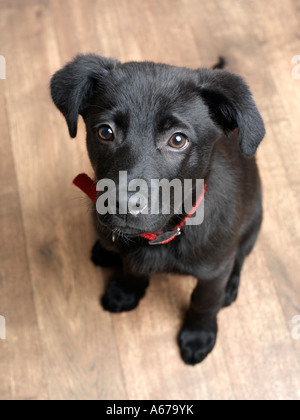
(91, 241, 122, 268)
(101, 277, 149, 313)
(178, 323, 217, 365)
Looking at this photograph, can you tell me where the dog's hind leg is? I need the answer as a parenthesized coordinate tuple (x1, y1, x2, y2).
(91, 240, 122, 268)
(223, 192, 263, 308)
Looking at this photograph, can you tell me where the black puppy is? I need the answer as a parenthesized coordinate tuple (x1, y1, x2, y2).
(51, 55, 265, 365)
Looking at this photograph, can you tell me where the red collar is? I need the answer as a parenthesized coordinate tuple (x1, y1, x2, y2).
(73, 174, 207, 246)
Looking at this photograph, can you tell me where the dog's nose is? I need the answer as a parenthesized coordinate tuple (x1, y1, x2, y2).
(116, 193, 148, 217)
(129, 200, 148, 217)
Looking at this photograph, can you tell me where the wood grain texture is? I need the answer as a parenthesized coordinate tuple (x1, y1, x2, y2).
(0, 0, 299, 400)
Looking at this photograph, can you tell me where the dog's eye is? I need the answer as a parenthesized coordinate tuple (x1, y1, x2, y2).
(98, 125, 115, 142)
(168, 133, 189, 150)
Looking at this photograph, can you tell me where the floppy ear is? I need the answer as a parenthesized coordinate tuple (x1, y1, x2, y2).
(50, 54, 119, 138)
(198, 69, 265, 157)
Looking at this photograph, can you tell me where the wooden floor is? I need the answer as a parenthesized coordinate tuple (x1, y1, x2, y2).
(0, 0, 300, 401)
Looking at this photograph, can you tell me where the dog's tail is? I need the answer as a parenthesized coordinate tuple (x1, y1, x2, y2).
(212, 57, 227, 70)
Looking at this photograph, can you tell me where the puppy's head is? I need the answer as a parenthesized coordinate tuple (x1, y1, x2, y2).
(51, 54, 265, 235)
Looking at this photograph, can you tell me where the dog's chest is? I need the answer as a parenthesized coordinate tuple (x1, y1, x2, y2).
(124, 241, 199, 276)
